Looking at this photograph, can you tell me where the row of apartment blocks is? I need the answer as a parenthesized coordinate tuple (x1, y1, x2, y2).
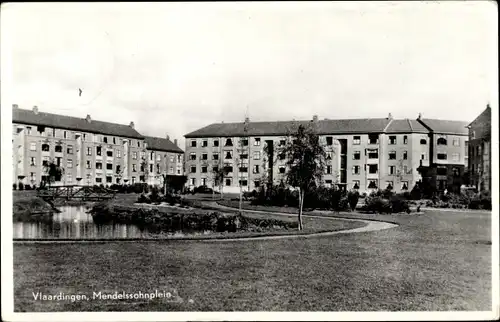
(12, 105, 184, 187)
(184, 114, 470, 194)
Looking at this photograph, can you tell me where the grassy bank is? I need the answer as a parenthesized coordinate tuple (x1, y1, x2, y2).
(13, 191, 58, 216)
(13, 209, 491, 311)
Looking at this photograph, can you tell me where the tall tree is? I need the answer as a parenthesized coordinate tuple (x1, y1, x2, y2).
(212, 165, 229, 200)
(42, 159, 64, 188)
(280, 123, 326, 230)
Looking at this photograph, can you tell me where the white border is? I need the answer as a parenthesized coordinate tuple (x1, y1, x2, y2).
(1, 2, 499, 321)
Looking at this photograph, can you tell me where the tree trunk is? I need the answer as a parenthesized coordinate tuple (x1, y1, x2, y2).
(298, 189, 304, 230)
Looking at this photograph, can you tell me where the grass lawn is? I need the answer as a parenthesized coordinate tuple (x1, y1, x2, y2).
(13, 208, 491, 312)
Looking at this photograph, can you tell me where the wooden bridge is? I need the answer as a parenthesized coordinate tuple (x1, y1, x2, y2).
(37, 185, 116, 202)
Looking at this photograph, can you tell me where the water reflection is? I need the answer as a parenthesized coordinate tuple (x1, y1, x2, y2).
(13, 205, 149, 239)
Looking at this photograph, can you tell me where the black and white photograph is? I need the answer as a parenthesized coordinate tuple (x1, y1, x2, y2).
(1, 2, 498, 321)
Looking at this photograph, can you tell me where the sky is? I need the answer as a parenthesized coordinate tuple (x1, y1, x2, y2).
(2, 2, 498, 148)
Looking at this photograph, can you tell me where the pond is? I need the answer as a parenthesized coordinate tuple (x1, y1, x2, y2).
(13, 205, 199, 239)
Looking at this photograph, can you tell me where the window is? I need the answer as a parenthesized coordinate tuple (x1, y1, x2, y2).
(368, 134, 378, 144)
(452, 167, 460, 176)
(132, 151, 137, 160)
(278, 152, 286, 160)
(368, 164, 378, 174)
(326, 166, 332, 174)
(30, 142, 37, 151)
(156, 154, 161, 162)
(140, 151, 145, 160)
(202, 166, 208, 173)
(53, 145, 62, 153)
(55, 157, 62, 167)
(177, 155, 182, 163)
(224, 165, 233, 173)
(30, 157, 36, 166)
(42, 156, 50, 167)
(42, 144, 50, 152)
(254, 138, 261, 146)
(239, 163, 248, 172)
(253, 151, 260, 160)
(403, 135, 408, 144)
(421, 152, 427, 160)
(117, 150, 121, 158)
(279, 166, 286, 174)
(279, 139, 286, 146)
(420, 138, 427, 145)
(37, 125, 46, 135)
(149, 152, 154, 161)
(95, 177, 102, 183)
(350, 151, 360, 160)
(437, 166, 447, 176)
(213, 153, 219, 160)
(132, 164, 137, 172)
(190, 178, 196, 186)
(225, 151, 233, 159)
(202, 140, 208, 147)
(202, 153, 208, 160)
(239, 179, 248, 187)
(213, 139, 219, 147)
(155, 164, 161, 174)
(388, 165, 395, 175)
(254, 180, 261, 188)
(67, 145, 73, 154)
(169, 167, 174, 174)
(253, 165, 260, 174)
(240, 153, 249, 160)
(326, 137, 333, 146)
(386, 181, 394, 189)
(437, 153, 447, 160)
(86, 160, 91, 169)
(65, 174, 72, 184)
(169, 155, 174, 162)
(27, 127, 32, 135)
(401, 181, 409, 190)
(86, 147, 92, 156)
(103, 137, 108, 143)
(113, 137, 116, 144)
(190, 152, 196, 160)
(352, 165, 360, 175)
(106, 176, 112, 183)
(352, 180, 360, 189)
(452, 153, 460, 162)
(241, 139, 248, 146)
(326, 151, 333, 160)
(96, 162, 103, 170)
(201, 178, 207, 186)
(96, 146, 102, 156)
(453, 138, 460, 146)
(191, 140, 197, 147)
(225, 178, 232, 186)
(353, 136, 361, 145)
(107, 150, 113, 157)
(225, 138, 233, 146)
(190, 166, 196, 173)
(437, 137, 447, 145)
(388, 151, 396, 160)
(149, 164, 153, 172)
(476, 146, 481, 156)
(403, 165, 409, 174)
(66, 160, 73, 168)
(403, 151, 408, 160)
(367, 149, 378, 159)
(137, 141, 141, 148)
(106, 163, 113, 170)
(368, 179, 378, 189)
(389, 136, 397, 145)
(325, 180, 333, 186)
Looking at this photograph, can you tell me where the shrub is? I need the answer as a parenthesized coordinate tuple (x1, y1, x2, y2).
(364, 195, 391, 213)
(347, 190, 360, 211)
(137, 193, 151, 204)
(18, 182, 24, 190)
(13, 183, 17, 190)
(389, 195, 410, 213)
(149, 186, 161, 203)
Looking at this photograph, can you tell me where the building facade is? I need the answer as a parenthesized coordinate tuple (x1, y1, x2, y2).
(12, 105, 184, 187)
(184, 114, 469, 194)
(467, 104, 491, 192)
(143, 136, 184, 186)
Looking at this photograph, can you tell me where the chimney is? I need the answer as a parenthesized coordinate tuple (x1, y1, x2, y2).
(312, 115, 318, 122)
(129, 121, 135, 129)
(174, 139, 178, 146)
(387, 113, 393, 120)
(85, 114, 91, 123)
(244, 116, 250, 124)
(12, 104, 18, 109)
(33, 106, 39, 114)
(166, 134, 170, 140)
(418, 113, 422, 120)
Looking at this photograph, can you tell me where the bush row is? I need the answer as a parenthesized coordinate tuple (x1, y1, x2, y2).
(13, 183, 37, 190)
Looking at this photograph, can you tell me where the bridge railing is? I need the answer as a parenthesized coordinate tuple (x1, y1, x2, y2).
(37, 185, 116, 201)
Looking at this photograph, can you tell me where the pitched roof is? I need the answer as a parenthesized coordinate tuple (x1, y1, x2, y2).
(13, 108, 144, 139)
(144, 136, 183, 153)
(418, 118, 469, 135)
(185, 118, 393, 138)
(467, 105, 491, 127)
(385, 119, 429, 133)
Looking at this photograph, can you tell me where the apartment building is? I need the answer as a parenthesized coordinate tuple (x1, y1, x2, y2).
(143, 136, 184, 186)
(12, 105, 184, 187)
(467, 104, 491, 192)
(184, 114, 469, 194)
(416, 116, 469, 192)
